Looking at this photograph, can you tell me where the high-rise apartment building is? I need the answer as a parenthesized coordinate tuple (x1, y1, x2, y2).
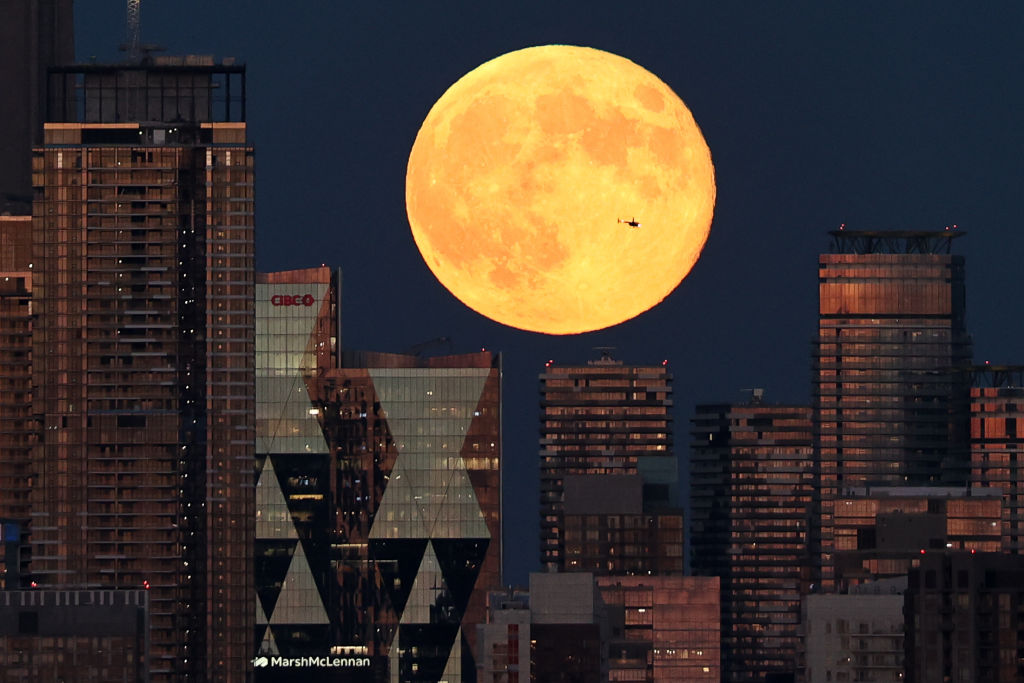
(969, 366, 1024, 553)
(0, 0, 74, 214)
(0, 216, 34, 531)
(814, 230, 973, 588)
(30, 58, 254, 681)
(690, 398, 814, 682)
(539, 351, 677, 572)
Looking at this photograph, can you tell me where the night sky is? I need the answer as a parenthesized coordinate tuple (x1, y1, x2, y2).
(76, 2, 1024, 585)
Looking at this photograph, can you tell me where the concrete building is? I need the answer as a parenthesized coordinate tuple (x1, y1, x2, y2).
(831, 487, 1002, 591)
(0, 588, 149, 682)
(539, 352, 680, 573)
(969, 366, 1024, 553)
(800, 580, 905, 683)
(813, 230, 973, 590)
(691, 397, 813, 682)
(0, 0, 74, 214)
(29, 57, 254, 680)
(905, 552, 1024, 682)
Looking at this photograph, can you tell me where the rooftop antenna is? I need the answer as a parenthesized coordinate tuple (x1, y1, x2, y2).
(127, 0, 141, 62)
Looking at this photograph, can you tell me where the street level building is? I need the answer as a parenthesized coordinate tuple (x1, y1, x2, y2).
(814, 230, 973, 589)
(690, 397, 813, 683)
(30, 57, 254, 680)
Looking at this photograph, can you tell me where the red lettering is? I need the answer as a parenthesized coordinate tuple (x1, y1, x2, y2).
(271, 293, 316, 307)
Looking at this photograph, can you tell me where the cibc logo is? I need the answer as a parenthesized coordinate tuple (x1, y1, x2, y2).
(271, 293, 315, 307)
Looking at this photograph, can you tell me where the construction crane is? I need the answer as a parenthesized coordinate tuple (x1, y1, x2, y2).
(127, 0, 141, 62)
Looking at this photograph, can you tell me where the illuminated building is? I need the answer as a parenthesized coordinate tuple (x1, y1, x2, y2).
(814, 230, 973, 589)
(30, 58, 254, 680)
(0, 588, 149, 682)
(969, 366, 1024, 553)
(597, 576, 720, 682)
(904, 552, 1024, 683)
(690, 397, 813, 682)
(0, 0, 74, 214)
(255, 272, 501, 681)
(539, 351, 678, 572)
(831, 487, 1001, 591)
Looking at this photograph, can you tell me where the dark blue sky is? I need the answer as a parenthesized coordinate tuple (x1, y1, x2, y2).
(77, 1, 1024, 585)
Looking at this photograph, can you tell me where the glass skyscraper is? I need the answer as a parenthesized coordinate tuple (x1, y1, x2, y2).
(256, 267, 501, 682)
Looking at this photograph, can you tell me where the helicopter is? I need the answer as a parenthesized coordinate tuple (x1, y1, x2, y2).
(617, 217, 641, 229)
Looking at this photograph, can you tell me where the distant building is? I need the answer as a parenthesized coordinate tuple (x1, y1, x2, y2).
(476, 587, 531, 683)
(597, 575, 720, 682)
(0, 216, 33, 535)
(831, 487, 1002, 591)
(30, 57, 254, 680)
(0, 589, 149, 682)
(800, 580, 905, 683)
(905, 552, 1024, 683)
(814, 230, 973, 590)
(969, 366, 1024, 553)
(690, 398, 813, 683)
(539, 352, 678, 572)
(0, 0, 74, 214)
(255, 274, 502, 681)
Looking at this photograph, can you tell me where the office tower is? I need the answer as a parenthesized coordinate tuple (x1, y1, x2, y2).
(539, 351, 677, 572)
(831, 487, 1001, 591)
(904, 552, 1024, 683)
(597, 576, 720, 682)
(30, 58, 254, 680)
(969, 366, 1024, 553)
(814, 229, 972, 589)
(0, 215, 34, 529)
(0, 0, 74, 214)
(690, 398, 814, 683)
(255, 273, 502, 682)
(800, 582, 905, 683)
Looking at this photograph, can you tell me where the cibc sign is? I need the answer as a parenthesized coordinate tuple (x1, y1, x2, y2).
(271, 293, 315, 307)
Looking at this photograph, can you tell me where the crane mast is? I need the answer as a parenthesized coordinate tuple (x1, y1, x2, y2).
(127, 0, 141, 62)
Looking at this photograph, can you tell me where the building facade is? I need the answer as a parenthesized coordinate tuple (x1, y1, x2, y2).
(255, 273, 502, 681)
(690, 398, 813, 682)
(905, 552, 1024, 683)
(969, 366, 1024, 553)
(539, 352, 677, 572)
(0, 588, 149, 683)
(0, 0, 74, 214)
(814, 230, 973, 589)
(30, 58, 254, 681)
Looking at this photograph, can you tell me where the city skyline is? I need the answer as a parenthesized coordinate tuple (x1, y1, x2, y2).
(70, 1, 1024, 587)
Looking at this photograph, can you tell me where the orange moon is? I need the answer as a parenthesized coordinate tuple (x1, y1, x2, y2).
(406, 45, 715, 335)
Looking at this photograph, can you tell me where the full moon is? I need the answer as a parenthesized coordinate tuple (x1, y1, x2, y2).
(406, 45, 715, 335)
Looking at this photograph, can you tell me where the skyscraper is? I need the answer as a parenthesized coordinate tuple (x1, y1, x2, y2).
(254, 270, 502, 681)
(814, 229, 972, 589)
(539, 351, 677, 572)
(969, 365, 1024, 553)
(0, 0, 74, 214)
(690, 397, 814, 682)
(30, 57, 254, 680)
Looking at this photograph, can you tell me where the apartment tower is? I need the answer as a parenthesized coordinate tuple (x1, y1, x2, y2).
(690, 397, 814, 682)
(813, 229, 972, 589)
(31, 58, 254, 680)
